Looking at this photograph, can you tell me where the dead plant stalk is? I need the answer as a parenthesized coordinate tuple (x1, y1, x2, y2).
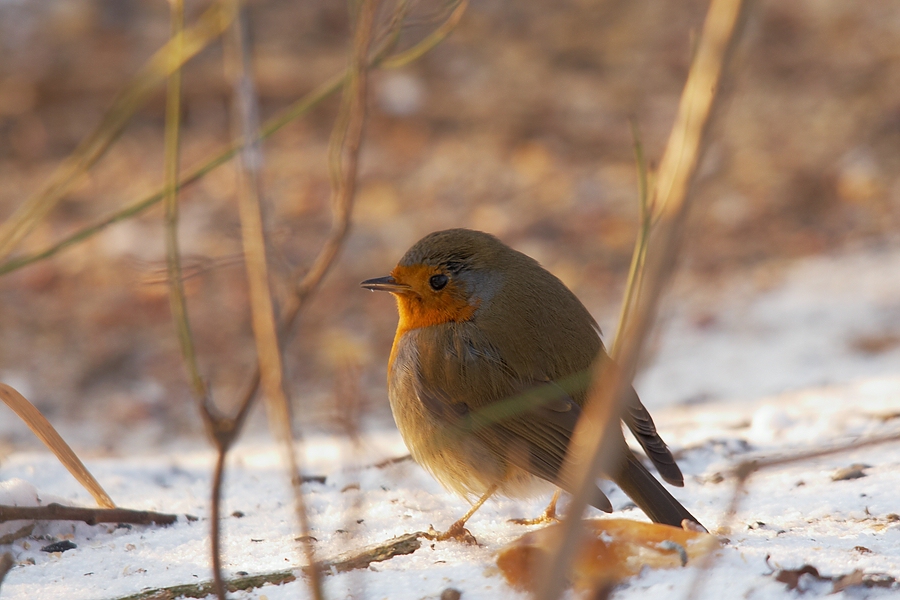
(164, 0, 207, 403)
(534, 1, 752, 598)
(223, 2, 322, 599)
(0, 0, 237, 263)
(0, 383, 115, 508)
(0, 1, 468, 278)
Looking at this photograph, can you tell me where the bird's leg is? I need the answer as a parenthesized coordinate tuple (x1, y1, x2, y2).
(430, 484, 498, 544)
(509, 490, 561, 525)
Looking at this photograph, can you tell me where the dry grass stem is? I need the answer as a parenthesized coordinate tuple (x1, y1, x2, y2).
(0, 1, 468, 279)
(163, 0, 207, 403)
(0, 0, 236, 264)
(0, 383, 115, 509)
(222, 3, 322, 598)
(611, 120, 651, 361)
(535, 1, 752, 598)
(379, 0, 468, 69)
(0, 4, 468, 597)
(223, 0, 377, 596)
(226, 0, 465, 440)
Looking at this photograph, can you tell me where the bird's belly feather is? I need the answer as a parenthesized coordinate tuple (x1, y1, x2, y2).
(388, 327, 549, 501)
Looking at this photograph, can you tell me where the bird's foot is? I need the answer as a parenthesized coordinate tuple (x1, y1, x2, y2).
(509, 515, 556, 526)
(509, 497, 560, 526)
(508, 512, 558, 526)
(426, 521, 478, 545)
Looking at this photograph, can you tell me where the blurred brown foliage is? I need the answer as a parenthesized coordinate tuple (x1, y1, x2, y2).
(0, 0, 898, 449)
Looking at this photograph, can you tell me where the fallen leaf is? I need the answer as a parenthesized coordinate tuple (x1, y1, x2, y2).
(831, 464, 870, 481)
(772, 564, 896, 593)
(832, 569, 865, 593)
(774, 564, 822, 591)
(496, 518, 719, 592)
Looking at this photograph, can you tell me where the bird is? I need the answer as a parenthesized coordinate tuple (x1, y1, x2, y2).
(361, 228, 701, 539)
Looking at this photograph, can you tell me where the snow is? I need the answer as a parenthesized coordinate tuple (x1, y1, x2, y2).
(637, 242, 900, 407)
(3, 243, 900, 599)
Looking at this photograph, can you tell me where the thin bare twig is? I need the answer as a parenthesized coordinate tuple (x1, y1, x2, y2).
(135, 253, 245, 286)
(230, 0, 438, 417)
(111, 531, 427, 600)
(0, 0, 466, 278)
(682, 429, 900, 600)
(379, 0, 468, 69)
(0, 503, 177, 526)
(536, 1, 752, 598)
(732, 430, 900, 479)
(208, 445, 228, 600)
(281, 0, 383, 317)
(611, 120, 651, 361)
(160, 5, 227, 595)
(164, 0, 208, 403)
(226, 0, 333, 597)
(0, 0, 237, 263)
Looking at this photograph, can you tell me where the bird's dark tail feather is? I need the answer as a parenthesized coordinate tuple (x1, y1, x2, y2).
(613, 451, 703, 529)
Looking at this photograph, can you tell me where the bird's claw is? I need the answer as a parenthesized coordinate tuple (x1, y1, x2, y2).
(508, 512, 559, 526)
(509, 502, 559, 526)
(426, 522, 478, 544)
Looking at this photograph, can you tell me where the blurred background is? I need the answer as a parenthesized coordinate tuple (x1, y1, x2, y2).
(1, 0, 899, 453)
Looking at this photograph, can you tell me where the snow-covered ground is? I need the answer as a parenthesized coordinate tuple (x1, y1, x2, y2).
(2, 242, 900, 599)
(638, 240, 900, 408)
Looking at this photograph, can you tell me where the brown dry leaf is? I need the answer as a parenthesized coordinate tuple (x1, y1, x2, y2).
(774, 564, 822, 591)
(831, 569, 866, 593)
(831, 463, 870, 481)
(496, 518, 719, 593)
(771, 564, 896, 593)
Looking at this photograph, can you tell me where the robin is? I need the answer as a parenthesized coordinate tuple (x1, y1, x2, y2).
(362, 228, 701, 539)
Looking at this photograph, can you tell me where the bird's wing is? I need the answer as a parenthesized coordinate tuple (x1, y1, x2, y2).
(411, 324, 613, 511)
(589, 352, 684, 487)
(622, 386, 684, 486)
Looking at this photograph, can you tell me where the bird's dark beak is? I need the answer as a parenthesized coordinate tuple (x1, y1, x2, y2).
(360, 275, 410, 293)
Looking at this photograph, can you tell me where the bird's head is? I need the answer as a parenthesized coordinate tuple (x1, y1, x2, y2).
(361, 229, 511, 332)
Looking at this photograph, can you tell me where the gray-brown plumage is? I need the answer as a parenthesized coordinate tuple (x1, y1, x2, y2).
(362, 228, 700, 528)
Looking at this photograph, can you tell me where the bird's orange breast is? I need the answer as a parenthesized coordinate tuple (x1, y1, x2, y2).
(395, 292, 477, 332)
(387, 263, 478, 371)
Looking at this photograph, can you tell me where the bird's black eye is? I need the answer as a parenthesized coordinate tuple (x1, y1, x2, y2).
(428, 273, 449, 291)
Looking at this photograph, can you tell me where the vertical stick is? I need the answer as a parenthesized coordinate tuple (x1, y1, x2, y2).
(164, 0, 208, 405)
(535, 1, 752, 598)
(225, 2, 324, 599)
